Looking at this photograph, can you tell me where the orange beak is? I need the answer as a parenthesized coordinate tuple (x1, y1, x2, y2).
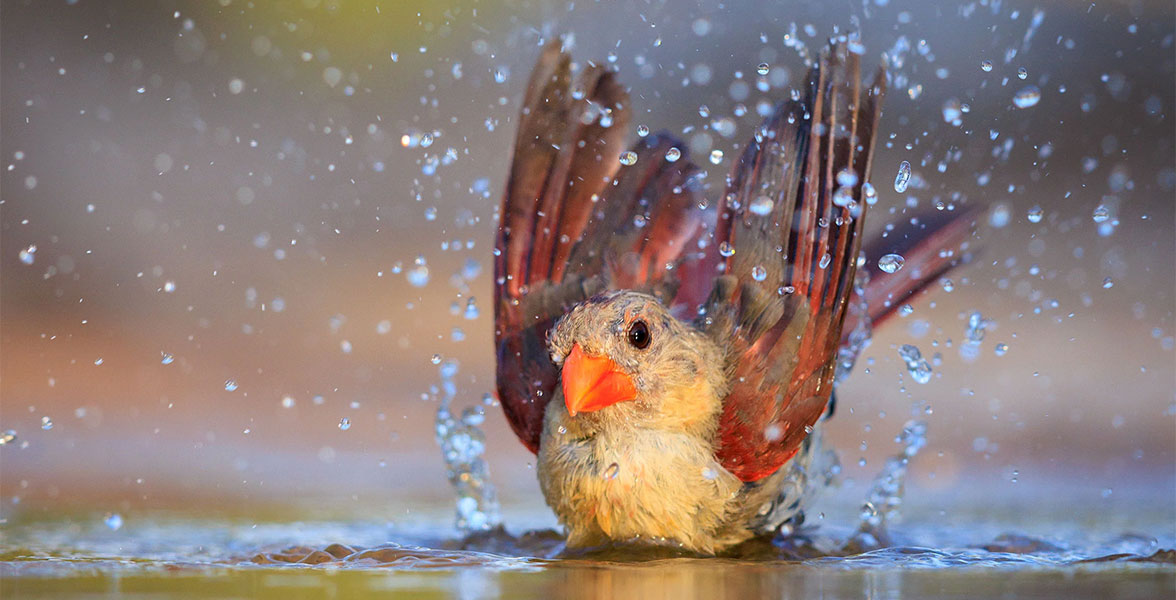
(561, 344, 638, 417)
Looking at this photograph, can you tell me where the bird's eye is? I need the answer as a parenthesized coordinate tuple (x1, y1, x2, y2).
(627, 320, 651, 350)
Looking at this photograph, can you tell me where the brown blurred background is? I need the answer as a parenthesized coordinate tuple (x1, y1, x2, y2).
(1, 0, 1173, 523)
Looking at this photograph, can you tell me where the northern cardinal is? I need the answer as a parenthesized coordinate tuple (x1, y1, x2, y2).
(493, 39, 974, 554)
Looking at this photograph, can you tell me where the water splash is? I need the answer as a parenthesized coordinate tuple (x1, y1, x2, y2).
(960, 311, 993, 361)
(781, 22, 813, 68)
(433, 360, 501, 532)
(898, 344, 933, 384)
(835, 270, 873, 383)
(851, 420, 928, 549)
(752, 421, 841, 537)
(893, 161, 912, 193)
(877, 253, 905, 274)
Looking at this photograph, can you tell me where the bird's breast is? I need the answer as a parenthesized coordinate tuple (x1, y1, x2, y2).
(536, 399, 744, 552)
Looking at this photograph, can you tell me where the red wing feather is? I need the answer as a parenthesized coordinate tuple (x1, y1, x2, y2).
(705, 42, 887, 482)
(495, 40, 706, 452)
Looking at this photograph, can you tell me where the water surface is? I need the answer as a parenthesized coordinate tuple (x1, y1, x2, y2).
(3, 481, 1172, 599)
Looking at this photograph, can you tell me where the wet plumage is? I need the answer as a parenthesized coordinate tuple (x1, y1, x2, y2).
(494, 38, 975, 553)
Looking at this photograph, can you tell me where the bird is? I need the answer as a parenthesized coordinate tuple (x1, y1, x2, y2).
(492, 38, 975, 554)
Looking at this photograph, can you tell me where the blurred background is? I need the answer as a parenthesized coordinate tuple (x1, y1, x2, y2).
(1, 0, 1172, 528)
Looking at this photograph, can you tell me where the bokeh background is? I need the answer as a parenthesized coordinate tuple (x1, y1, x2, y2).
(2, 0, 1173, 528)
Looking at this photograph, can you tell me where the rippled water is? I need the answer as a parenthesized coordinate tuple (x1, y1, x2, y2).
(2, 484, 1172, 600)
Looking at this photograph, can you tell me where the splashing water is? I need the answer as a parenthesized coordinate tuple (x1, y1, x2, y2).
(960, 311, 993, 361)
(877, 253, 905, 274)
(893, 160, 912, 193)
(1013, 86, 1041, 109)
(851, 420, 928, 549)
(433, 360, 501, 532)
(898, 344, 933, 384)
(835, 270, 873, 383)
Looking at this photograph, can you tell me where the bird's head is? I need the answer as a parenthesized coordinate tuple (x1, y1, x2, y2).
(548, 290, 726, 435)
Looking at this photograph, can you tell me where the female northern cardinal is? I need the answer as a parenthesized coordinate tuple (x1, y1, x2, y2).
(493, 39, 974, 553)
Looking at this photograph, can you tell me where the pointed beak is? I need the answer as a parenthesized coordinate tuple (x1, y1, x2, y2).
(561, 344, 638, 417)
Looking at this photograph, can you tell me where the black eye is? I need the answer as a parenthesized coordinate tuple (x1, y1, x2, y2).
(627, 320, 651, 350)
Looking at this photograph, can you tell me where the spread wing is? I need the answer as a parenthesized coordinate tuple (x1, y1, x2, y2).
(703, 42, 887, 482)
(495, 40, 707, 452)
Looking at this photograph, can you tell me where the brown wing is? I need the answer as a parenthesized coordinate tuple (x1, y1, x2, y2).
(845, 205, 981, 333)
(495, 40, 706, 452)
(704, 42, 887, 482)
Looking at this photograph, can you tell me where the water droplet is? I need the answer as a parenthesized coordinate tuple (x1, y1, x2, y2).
(1102, 277, 1114, 289)
(19, 245, 36, 265)
(603, 462, 620, 480)
(104, 513, 123, 531)
(619, 151, 638, 166)
(862, 182, 878, 205)
(430, 353, 442, 365)
(160, 352, 175, 365)
(964, 312, 990, 344)
(718, 241, 735, 257)
(877, 253, 905, 273)
(833, 186, 855, 208)
(709, 149, 724, 164)
(0, 430, 16, 445)
(981, 60, 993, 72)
(836, 169, 859, 188)
(748, 195, 774, 216)
(894, 161, 911, 193)
(763, 424, 783, 441)
(756, 62, 770, 76)
(406, 262, 430, 287)
(1017, 67, 1028, 80)
(1092, 204, 1110, 223)
(941, 278, 955, 293)
(464, 298, 479, 320)
(860, 501, 878, 520)
(281, 395, 296, 408)
(224, 379, 238, 392)
(556, 425, 567, 435)
(636, 124, 649, 137)
(898, 344, 933, 384)
(994, 343, 1009, 356)
(989, 203, 1011, 228)
(162, 280, 176, 293)
(1013, 86, 1041, 109)
(339, 417, 352, 431)
(751, 265, 768, 281)
(40, 416, 53, 430)
(819, 253, 832, 269)
(664, 147, 681, 163)
(1026, 205, 1044, 223)
(942, 97, 962, 123)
